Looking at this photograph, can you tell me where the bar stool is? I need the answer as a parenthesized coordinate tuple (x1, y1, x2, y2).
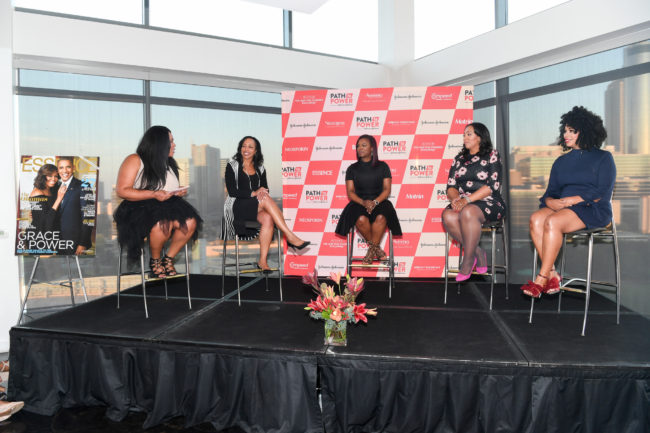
(221, 217, 284, 306)
(116, 243, 192, 319)
(346, 227, 395, 298)
(528, 218, 620, 336)
(444, 217, 509, 309)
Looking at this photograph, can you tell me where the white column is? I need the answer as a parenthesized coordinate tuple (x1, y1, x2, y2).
(378, 0, 415, 86)
(0, 0, 21, 352)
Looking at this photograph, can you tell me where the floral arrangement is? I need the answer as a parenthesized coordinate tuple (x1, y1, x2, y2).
(302, 269, 377, 345)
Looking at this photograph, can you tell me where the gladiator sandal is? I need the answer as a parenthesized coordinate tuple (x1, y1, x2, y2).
(162, 255, 178, 277)
(149, 257, 166, 279)
(362, 244, 375, 265)
(373, 243, 387, 260)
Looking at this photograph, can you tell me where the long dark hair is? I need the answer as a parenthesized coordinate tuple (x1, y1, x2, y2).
(136, 125, 179, 190)
(233, 136, 264, 168)
(356, 134, 379, 166)
(557, 106, 607, 151)
(458, 122, 493, 159)
(33, 164, 59, 190)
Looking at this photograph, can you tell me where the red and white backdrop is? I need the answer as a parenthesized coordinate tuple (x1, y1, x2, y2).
(281, 86, 473, 278)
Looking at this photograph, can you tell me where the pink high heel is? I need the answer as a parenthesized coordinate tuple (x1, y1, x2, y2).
(475, 249, 488, 274)
(455, 257, 477, 282)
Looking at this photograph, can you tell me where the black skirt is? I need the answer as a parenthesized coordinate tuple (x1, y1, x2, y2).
(233, 197, 260, 238)
(114, 196, 203, 260)
(335, 201, 402, 236)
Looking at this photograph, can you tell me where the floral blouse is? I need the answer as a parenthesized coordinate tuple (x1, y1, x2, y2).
(446, 149, 506, 220)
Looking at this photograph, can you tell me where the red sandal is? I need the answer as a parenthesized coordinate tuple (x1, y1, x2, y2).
(520, 273, 548, 298)
(544, 273, 562, 295)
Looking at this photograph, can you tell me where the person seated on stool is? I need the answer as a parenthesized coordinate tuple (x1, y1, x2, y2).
(114, 125, 202, 278)
(443, 122, 506, 281)
(224, 136, 309, 273)
(335, 134, 402, 264)
(523, 106, 615, 297)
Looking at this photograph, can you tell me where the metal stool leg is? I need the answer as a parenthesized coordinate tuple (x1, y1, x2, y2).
(581, 234, 594, 336)
(117, 247, 122, 309)
(140, 248, 149, 319)
(558, 235, 568, 312)
(503, 222, 509, 299)
(185, 244, 192, 309)
(388, 230, 393, 299)
(444, 231, 449, 304)
(236, 235, 241, 307)
(222, 234, 227, 298)
(613, 223, 621, 324)
(66, 257, 75, 306)
(18, 257, 40, 325)
(277, 227, 283, 302)
(74, 256, 88, 302)
(489, 227, 496, 310)
(529, 248, 537, 324)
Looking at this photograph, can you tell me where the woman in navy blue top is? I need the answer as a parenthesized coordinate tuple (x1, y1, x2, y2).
(522, 106, 616, 297)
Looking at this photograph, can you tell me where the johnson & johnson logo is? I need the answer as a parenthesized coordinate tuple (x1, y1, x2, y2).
(394, 94, 422, 100)
(289, 122, 317, 128)
(421, 120, 449, 126)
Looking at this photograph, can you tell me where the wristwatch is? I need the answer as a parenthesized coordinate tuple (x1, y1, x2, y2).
(373, 200, 379, 206)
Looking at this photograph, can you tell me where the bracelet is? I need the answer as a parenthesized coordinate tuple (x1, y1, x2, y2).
(465, 196, 472, 203)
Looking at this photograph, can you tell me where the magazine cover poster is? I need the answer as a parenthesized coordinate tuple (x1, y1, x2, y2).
(15, 155, 99, 256)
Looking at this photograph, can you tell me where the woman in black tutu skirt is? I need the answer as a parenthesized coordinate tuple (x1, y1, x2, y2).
(224, 136, 309, 272)
(114, 125, 202, 277)
(335, 134, 402, 264)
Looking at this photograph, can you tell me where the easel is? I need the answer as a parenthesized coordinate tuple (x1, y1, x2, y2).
(17, 255, 88, 325)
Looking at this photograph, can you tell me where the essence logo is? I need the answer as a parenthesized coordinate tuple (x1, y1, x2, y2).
(382, 140, 407, 153)
(409, 165, 435, 177)
(330, 92, 354, 105)
(464, 89, 473, 101)
(356, 116, 380, 128)
(282, 166, 302, 179)
(305, 190, 328, 203)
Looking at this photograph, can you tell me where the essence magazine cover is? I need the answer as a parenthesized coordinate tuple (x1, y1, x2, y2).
(15, 155, 99, 256)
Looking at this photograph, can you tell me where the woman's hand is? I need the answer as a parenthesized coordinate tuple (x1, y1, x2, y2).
(362, 199, 375, 214)
(56, 184, 67, 200)
(152, 190, 172, 202)
(451, 197, 469, 212)
(545, 198, 565, 211)
(253, 187, 269, 202)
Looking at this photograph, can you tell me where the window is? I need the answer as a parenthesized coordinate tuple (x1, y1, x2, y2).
(292, 0, 378, 61)
(14, 0, 143, 23)
(507, 0, 570, 24)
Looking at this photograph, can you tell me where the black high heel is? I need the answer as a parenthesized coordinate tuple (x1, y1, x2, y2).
(287, 241, 310, 250)
(256, 263, 272, 275)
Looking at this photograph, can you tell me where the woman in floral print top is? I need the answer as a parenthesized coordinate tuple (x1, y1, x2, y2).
(443, 122, 506, 281)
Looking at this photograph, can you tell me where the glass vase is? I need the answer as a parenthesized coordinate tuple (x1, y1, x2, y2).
(324, 319, 347, 346)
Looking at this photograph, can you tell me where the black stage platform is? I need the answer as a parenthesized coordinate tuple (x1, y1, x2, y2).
(8, 275, 650, 433)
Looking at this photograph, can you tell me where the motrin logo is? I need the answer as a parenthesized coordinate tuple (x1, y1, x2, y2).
(455, 118, 472, 125)
(406, 193, 424, 200)
(431, 92, 453, 101)
(464, 89, 473, 101)
(356, 116, 380, 128)
(382, 140, 407, 153)
(285, 146, 310, 152)
(409, 164, 435, 177)
(282, 166, 302, 179)
(305, 190, 328, 203)
(330, 92, 354, 105)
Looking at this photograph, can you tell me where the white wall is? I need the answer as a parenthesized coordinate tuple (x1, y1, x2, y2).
(12, 11, 391, 92)
(402, 0, 650, 86)
(0, 0, 21, 353)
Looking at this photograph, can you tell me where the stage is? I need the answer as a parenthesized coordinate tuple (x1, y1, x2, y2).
(8, 274, 650, 433)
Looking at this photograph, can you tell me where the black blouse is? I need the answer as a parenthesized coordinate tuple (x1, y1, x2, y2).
(345, 160, 391, 200)
(29, 194, 59, 232)
(225, 163, 268, 199)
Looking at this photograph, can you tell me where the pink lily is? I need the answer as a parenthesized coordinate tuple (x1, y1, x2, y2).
(301, 268, 319, 290)
(329, 271, 342, 287)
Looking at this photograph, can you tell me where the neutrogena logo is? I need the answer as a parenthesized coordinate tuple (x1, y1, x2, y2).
(282, 166, 302, 179)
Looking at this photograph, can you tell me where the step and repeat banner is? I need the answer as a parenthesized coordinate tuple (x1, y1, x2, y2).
(281, 86, 473, 278)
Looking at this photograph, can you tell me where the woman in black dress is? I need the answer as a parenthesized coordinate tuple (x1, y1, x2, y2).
(114, 126, 202, 278)
(29, 163, 65, 234)
(224, 136, 309, 272)
(443, 122, 506, 281)
(335, 134, 402, 264)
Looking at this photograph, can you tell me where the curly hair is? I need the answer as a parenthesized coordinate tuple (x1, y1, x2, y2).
(33, 164, 59, 190)
(136, 125, 179, 190)
(233, 136, 264, 168)
(458, 122, 493, 159)
(557, 106, 607, 150)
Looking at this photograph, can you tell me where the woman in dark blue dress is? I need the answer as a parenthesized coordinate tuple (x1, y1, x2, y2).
(443, 123, 506, 281)
(335, 135, 402, 264)
(522, 106, 616, 297)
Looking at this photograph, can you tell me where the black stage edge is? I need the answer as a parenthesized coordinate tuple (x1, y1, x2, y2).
(8, 275, 650, 433)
